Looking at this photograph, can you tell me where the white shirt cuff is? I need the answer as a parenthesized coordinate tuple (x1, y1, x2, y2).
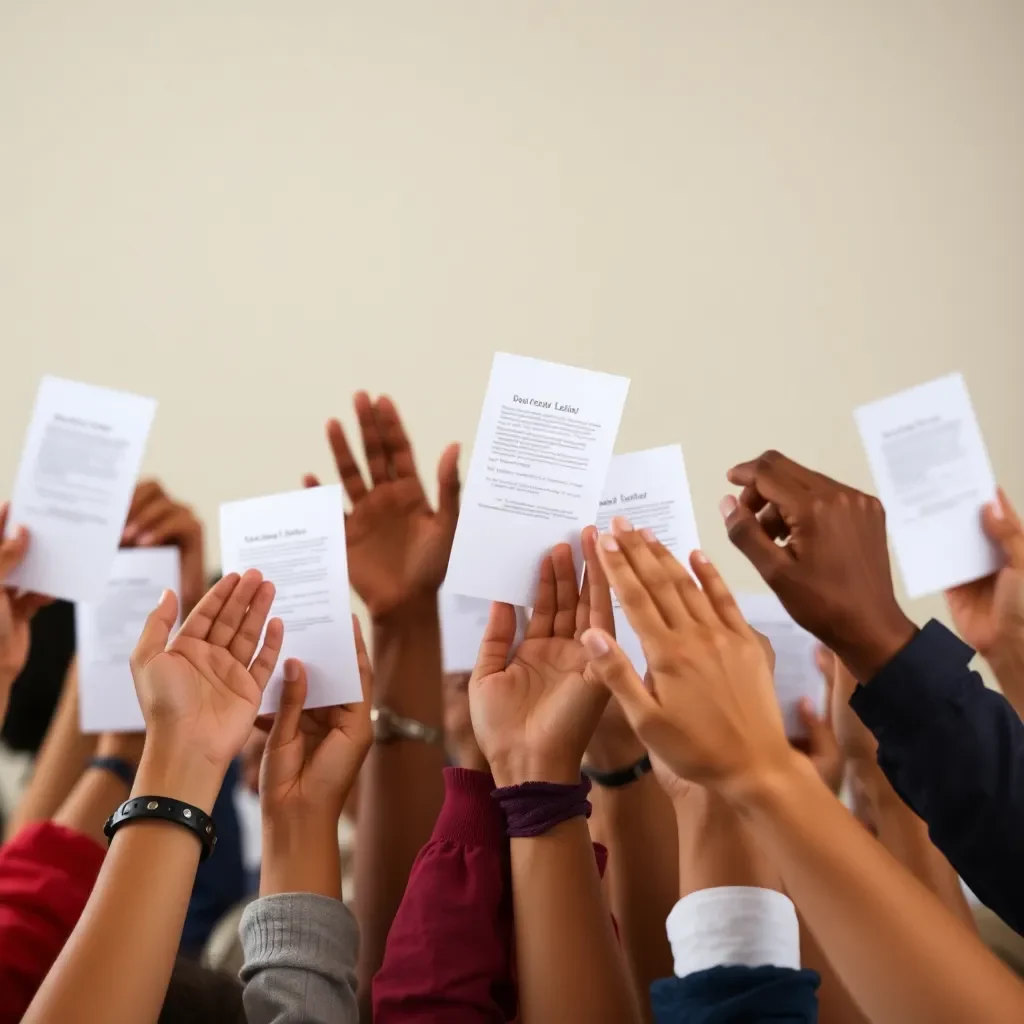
(666, 886, 800, 979)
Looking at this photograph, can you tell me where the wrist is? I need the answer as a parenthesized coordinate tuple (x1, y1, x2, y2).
(834, 612, 918, 683)
(371, 592, 439, 632)
(987, 638, 1024, 690)
(261, 818, 341, 899)
(584, 734, 647, 774)
(96, 735, 145, 766)
(132, 744, 226, 815)
(490, 753, 582, 789)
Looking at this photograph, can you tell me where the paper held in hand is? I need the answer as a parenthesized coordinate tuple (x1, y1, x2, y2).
(219, 484, 362, 713)
(854, 372, 1000, 598)
(76, 547, 181, 734)
(4, 376, 157, 603)
(736, 592, 825, 740)
(440, 589, 528, 674)
(446, 353, 630, 607)
(595, 445, 701, 675)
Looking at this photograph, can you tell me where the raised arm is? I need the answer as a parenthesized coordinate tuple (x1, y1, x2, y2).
(22, 570, 283, 1024)
(585, 518, 1024, 1023)
(305, 392, 459, 1016)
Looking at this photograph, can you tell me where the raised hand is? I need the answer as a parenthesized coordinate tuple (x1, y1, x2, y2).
(945, 488, 1024, 660)
(794, 669, 845, 795)
(721, 451, 917, 681)
(579, 519, 790, 799)
(260, 617, 373, 821)
(305, 393, 460, 620)
(130, 569, 283, 807)
(121, 480, 206, 615)
(469, 535, 610, 786)
(0, 504, 51, 716)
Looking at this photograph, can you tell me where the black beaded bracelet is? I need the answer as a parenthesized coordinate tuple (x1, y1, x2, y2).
(104, 796, 217, 861)
(582, 754, 653, 789)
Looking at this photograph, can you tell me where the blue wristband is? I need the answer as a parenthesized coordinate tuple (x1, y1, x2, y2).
(89, 756, 138, 789)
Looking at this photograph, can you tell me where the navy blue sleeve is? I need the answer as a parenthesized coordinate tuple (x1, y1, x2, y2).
(651, 965, 819, 1023)
(850, 619, 1024, 936)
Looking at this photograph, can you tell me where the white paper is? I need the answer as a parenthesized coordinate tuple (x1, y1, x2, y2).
(737, 592, 824, 739)
(440, 589, 528, 673)
(446, 353, 629, 606)
(854, 372, 1000, 598)
(4, 376, 157, 602)
(594, 445, 701, 675)
(219, 484, 361, 712)
(76, 547, 181, 734)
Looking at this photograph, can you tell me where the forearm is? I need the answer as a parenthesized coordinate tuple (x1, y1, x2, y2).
(988, 642, 1024, 723)
(53, 768, 133, 847)
(355, 598, 446, 1013)
(511, 817, 641, 1024)
(740, 753, 1024, 1023)
(261, 817, 342, 901)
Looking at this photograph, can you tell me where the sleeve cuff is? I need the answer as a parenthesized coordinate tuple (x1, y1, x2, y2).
(666, 887, 800, 979)
(3, 821, 107, 878)
(851, 620, 976, 737)
(431, 767, 505, 846)
(239, 893, 358, 978)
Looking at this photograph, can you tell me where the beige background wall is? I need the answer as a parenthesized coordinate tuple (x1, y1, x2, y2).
(1, 1, 1022, 634)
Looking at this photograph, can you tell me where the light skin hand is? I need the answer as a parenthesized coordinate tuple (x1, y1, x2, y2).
(469, 533, 611, 787)
(442, 670, 489, 771)
(120, 481, 206, 616)
(258, 617, 373, 899)
(793, 663, 845, 795)
(721, 452, 917, 681)
(305, 392, 460, 621)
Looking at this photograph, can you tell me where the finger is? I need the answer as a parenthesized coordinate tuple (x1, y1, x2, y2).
(0, 523, 29, 580)
(354, 392, 389, 485)
(11, 592, 53, 621)
(688, 551, 751, 634)
(267, 659, 307, 748)
(757, 503, 790, 543)
(797, 697, 831, 752)
(722, 496, 792, 583)
(134, 506, 198, 548)
(611, 517, 689, 627)
(374, 396, 422, 484)
(130, 589, 179, 672)
(986, 489, 1024, 569)
(123, 496, 175, 540)
(575, 527, 600, 636)
(326, 418, 369, 503)
(249, 617, 285, 691)
(814, 644, 836, 682)
(727, 451, 816, 493)
(204, 569, 265, 648)
(123, 481, 163, 538)
(352, 615, 373, 705)
(595, 530, 674, 644)
(551, 543, 580, 638)
(228, 580, 277, 666)
(436, 442, 461, 534)
(303, 473, 322, 489)
(472, 602, 519, 679)
(0, 501, 7, 538)
(524, 556, 557, 638)
(641, 531, 714, 626)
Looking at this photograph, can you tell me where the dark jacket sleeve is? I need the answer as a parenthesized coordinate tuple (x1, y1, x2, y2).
(651, 965, 819, 1023)
(372, 767, 517, 1023)
(0, 822, 106, 1024)
(850, 619, 1024, 935)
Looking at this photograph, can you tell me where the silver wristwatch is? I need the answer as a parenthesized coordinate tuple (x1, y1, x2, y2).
(370, 706, 443, 746)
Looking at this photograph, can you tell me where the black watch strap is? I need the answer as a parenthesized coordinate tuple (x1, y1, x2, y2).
(89, 756, 138, 789)
(104, 796, 217, 861)
(582, 754, 653, 789)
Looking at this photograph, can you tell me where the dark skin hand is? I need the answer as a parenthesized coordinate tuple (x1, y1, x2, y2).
(304, 392, 460, 621)
(720, 451, 917, 681)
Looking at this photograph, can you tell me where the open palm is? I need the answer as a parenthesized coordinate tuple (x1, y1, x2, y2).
(131, 569, 283, 771)
(305, 392, 460, 618)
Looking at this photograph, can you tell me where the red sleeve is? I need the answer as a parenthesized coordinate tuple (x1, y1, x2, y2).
(373, 767, 517, 1023)
(0, 822, 105, 1024)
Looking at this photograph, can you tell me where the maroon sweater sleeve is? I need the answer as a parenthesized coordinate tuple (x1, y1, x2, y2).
(373, 767, 517, 1023)
(0, 822, 105, 1024)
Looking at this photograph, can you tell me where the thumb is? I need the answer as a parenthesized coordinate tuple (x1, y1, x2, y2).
(131, 589, 179, 672)
(436, 443, 461, 533)
(267, 659, 307, 749)
(797, 697, 832, 753)
(472, 602, 518, 680)
(581, 628, 661, 737)
(985, 489, 1024, 570)
(721, 496, 789, 584)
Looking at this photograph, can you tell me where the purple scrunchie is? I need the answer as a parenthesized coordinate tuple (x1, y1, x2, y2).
(491, 776, 592, 838)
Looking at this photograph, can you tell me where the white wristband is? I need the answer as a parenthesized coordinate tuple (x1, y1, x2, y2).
(666, 886, 800, 979)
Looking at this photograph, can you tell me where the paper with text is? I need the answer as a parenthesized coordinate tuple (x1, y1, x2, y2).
(595, 446, 701, 675)
(5, 377, 157, 603)
(737, 592, 824, 739)
(446, 353, 630, 606)
(76, 547, 180, 733)
(855, 372, 1000, 598)
(220, 484, 361, 712)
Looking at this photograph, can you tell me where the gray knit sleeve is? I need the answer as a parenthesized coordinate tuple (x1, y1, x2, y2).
(239, 893, 359, 1024)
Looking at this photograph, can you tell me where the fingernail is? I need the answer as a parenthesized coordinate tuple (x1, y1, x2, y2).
(640, 527, 657, 543)
(284, 660, 299, 682)
(719, 495, 738, 521)
(582, 630, 610, 658)
(693, 549, 709, 564)
(159, 589, 173, 604)
(600, 534, 620, 552)
(138, 532, 154, 546)
(13, 525, 28, 542)
(122, 524, 137, 540)
(611, 516, 634, 534)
